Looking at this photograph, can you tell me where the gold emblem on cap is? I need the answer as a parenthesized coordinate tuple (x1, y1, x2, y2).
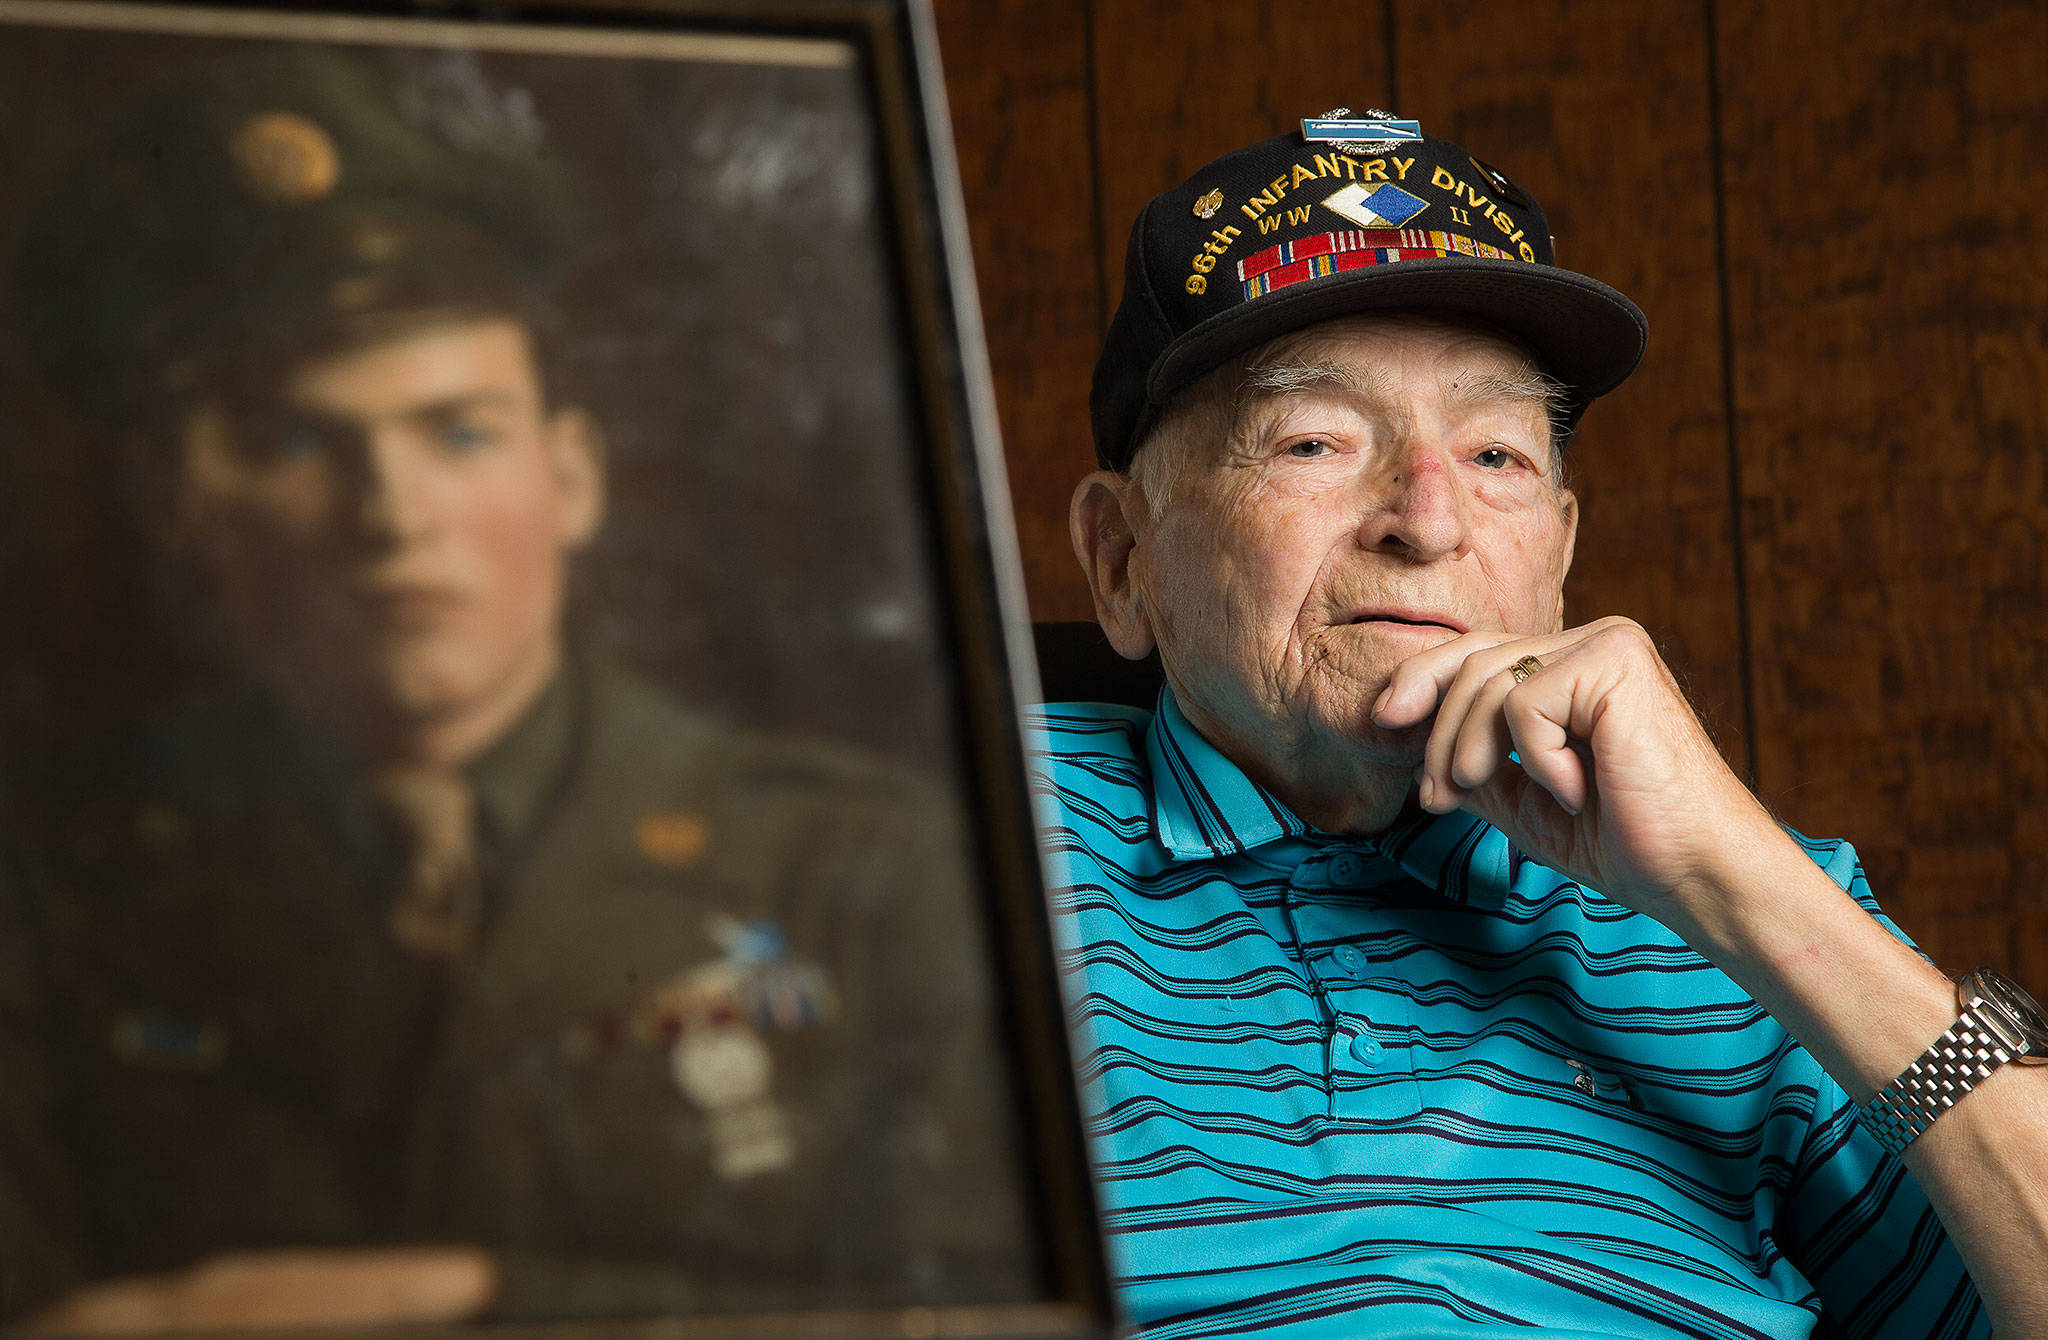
(1191, 188, 1224, 220)
(636, 811, 712, 868)
(228, 111, 341, 206)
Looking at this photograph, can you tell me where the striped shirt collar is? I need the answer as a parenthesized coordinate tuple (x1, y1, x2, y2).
(1144, 687, 1512, 908)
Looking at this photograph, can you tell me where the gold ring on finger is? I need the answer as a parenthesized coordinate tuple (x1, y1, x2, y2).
(1509, 654, 1543, 684)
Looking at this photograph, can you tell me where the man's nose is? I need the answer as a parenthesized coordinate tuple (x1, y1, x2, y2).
(351, 431, 434, 544)
(1356, 438, 1470, 561)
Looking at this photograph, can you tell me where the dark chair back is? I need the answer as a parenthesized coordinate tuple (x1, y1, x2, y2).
(1030, 621, 1163, 708)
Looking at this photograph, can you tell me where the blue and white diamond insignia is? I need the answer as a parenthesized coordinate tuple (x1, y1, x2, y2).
(1322, 181, 1429, 229)
(1303, 117, 1422, 145)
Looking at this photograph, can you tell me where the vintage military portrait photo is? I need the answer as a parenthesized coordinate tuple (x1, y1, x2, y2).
(0, 2, 1091, 1333)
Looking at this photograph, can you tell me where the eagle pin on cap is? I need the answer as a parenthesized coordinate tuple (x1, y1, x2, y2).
(1089, 109, 1648, 471)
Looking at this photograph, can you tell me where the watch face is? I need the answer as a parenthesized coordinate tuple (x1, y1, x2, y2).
(1971, 971, 2048, 1061)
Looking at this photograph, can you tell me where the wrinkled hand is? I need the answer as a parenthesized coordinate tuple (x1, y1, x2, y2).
(22, 1247, 497, 1335)
(1371, 616, 1779, 920)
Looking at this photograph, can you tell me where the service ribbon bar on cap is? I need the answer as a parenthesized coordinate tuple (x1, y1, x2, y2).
(1238, 229, 1518, 299)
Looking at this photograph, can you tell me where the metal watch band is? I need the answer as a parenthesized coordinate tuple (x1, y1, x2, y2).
(1858, 1002, 2018, 1158)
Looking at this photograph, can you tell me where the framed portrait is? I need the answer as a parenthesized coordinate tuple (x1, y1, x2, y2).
(0, 1, 1106, 1335)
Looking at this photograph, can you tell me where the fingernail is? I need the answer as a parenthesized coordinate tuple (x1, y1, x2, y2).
(1371, 687, 1391, 720)
(1417, 775, 1435, 810)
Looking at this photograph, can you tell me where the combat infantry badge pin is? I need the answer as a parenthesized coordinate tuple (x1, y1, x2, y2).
(1302, 107, 1422, 156)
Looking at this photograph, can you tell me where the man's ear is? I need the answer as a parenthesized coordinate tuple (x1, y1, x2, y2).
(1557, 485, 1580, 577)
(1549, 485, 1580, 631)
(547, 406, 606, 548)
(1069, 470, 1155, 660)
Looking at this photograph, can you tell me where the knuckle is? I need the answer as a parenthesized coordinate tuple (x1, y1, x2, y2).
(1590, 617, 1654, 660)
(1445, 662, 1491, 702)
(1502, 685, 1543, 727)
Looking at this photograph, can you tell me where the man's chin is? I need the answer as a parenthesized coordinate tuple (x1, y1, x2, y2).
(368, 657, 514, 724)
(1299, 648, 1402, 713)
(1338, 711, 1429, 767)
(1293, 684, 1428, 768)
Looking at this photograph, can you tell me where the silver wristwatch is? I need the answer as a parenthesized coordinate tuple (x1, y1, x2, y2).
(1859, 968, 2048, 1158)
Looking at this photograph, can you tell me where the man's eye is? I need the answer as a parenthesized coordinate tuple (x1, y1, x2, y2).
(245, 419, 333, 464)
(1474, 445, 1518, 470)
(1284, 438, 1333, 459)
(274, 426, 326, 459)
(437, 421, 501, 452)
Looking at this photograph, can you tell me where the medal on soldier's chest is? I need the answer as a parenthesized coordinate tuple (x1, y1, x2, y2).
(564, 915, 835, 1179)
(669, 1022, 794, 1179)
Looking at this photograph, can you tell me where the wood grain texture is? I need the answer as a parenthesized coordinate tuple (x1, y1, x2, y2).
(1396, 0, 1748, 774)
(931, 0, 1101, 621)
(1089, 0, 1392, 322)
(1716, 0, 2048, 979)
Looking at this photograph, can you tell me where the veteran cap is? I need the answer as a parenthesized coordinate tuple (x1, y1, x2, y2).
(1091, 110, 1648, 470)
(11, 49, 578, 420)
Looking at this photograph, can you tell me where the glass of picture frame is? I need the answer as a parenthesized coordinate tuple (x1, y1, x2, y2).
(0, 1, 1106, 1334)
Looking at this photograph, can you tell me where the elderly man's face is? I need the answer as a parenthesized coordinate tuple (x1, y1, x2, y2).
(1120, 314, 1578, 779)
(172, 316, 602, 762)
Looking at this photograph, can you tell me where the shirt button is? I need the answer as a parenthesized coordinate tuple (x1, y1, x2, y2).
(1331, 944, 1368, 974)
(1348, 1028, 1384, 1067)
(1330, 853, 1366, 884)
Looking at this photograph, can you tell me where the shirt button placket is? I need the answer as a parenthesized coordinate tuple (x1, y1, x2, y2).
(1330, 1014, 1390, 1120)
(1348, 1026, 1385, 1068)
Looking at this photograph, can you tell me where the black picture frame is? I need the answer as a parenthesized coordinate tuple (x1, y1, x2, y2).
(0, 1, 1107, 1334)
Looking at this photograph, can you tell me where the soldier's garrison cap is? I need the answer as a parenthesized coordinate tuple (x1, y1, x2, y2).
(12, 49, 577, 420)
(1091, 110, 1648, 470)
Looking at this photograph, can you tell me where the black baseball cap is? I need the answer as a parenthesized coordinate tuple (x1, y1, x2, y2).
(1090, 110, 1647, 470)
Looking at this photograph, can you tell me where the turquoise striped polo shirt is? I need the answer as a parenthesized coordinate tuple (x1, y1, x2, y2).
(1027, 692, 1983, 1338)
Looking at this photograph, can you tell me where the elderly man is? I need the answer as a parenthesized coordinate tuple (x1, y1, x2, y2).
(0, 50, 1025, 1330)
(1032, 115, 2047, 1336)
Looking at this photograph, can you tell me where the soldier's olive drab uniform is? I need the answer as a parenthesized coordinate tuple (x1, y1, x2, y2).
(1, 657, 1034, 1318)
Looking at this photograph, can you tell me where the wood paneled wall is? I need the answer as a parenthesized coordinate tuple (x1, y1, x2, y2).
(934, 0, 2048, 983)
